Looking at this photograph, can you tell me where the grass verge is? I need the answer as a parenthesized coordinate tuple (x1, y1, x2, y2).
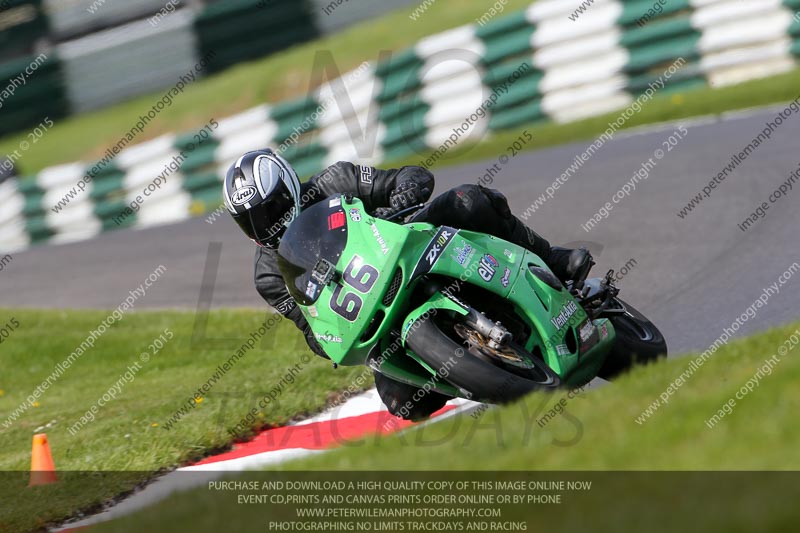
(282, 320, 800, 471)
(0, 308, 368, 532)
(85, 321, 800, 532)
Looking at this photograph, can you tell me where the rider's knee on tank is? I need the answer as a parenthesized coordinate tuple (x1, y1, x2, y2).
(430, 184, 508, 225)
(464, 184, 515, 219)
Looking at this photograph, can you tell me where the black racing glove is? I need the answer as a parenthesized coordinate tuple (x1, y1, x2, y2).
(389, 181, 429, 212)
(373, 207, 396, 220)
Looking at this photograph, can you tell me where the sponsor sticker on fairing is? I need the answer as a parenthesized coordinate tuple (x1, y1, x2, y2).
(443, 291, 470, 310)
(371, 223, 390, 255)
(501, 267, 511, 287)
(427, 229, 455, 265)
(409, 227, 458, 281)
(556, 344, 570, 356)
(579, 320, 594, 343)
(600, 323, 609, 340)
(478, 254, 499, 282)
(349, 208, 362, 222)
(328, 212, 346, 230)
(578, 318, 599, 355)
(451, 242, 474, 266)
(315, 333, 343, 343)
(551, 301, 578, 330)
(305, 280, 318, 299)
(329, 197, 341, 207)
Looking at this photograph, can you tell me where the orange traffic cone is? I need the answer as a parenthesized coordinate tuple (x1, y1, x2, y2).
(29, 433, 57, 486)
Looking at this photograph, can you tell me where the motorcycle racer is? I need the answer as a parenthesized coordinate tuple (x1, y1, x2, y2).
(224, 148, 592, 419)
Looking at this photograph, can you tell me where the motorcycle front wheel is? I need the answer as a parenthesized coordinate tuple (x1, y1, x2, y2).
(598, 298, 668, 380)
(406, 313, 561, 404)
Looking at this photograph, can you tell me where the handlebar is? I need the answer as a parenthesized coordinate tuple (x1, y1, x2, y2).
(378, 203, 425, 222)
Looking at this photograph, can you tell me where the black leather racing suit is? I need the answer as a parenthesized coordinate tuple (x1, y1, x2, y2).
(254, 161, 562, 418)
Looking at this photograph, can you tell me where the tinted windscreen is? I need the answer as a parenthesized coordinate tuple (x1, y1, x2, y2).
(277, 196, 348, 306)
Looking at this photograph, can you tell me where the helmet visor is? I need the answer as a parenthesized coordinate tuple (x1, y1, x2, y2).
(232, 186, 296, 248)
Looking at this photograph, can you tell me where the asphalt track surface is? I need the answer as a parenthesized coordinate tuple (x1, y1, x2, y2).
(2, 105, 799, 356)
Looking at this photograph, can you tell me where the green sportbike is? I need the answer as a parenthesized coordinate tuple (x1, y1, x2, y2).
(278, 194, 667, 403)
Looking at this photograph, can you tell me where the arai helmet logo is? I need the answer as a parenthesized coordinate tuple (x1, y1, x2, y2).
(231, 185, 257, 206)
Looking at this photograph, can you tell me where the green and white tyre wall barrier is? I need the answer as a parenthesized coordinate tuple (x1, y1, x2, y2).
(3, 0, 800, 252)
(58, 10, 200, 112)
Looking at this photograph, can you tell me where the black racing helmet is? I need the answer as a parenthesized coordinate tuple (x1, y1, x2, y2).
(223, 149, 301, 248)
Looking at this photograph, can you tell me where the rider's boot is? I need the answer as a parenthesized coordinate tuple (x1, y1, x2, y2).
(510, 223, 593, 283)
(547, 247, 594, 285)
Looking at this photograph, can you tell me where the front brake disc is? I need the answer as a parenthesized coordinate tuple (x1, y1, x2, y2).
(453, 323, 523, 364)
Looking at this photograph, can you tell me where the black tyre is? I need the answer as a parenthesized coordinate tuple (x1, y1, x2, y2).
(373, 370, 450, 421)
(598, 299, 667, 380)
(406, 315, 561, 403)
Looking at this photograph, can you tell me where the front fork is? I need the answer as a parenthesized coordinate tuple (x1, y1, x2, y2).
(462, 307, 512, 351)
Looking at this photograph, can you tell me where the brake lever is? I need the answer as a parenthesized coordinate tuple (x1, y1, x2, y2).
(578, 269, 621, 319)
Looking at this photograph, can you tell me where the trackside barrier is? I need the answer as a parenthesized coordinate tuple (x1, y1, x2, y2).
(2, 0, 799, 251)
